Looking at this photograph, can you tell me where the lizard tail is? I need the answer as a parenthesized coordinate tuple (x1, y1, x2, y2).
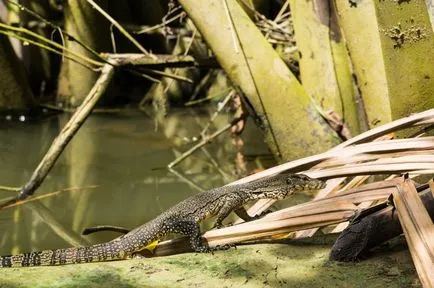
(0, 240, 128, 267)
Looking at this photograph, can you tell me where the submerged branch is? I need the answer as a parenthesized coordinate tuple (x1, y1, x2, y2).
(26, 202, 90, 247)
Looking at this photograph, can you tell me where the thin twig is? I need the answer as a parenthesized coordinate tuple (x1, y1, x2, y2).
(168, 168, 206, 192)
(161, 28, 198, 96)
(135, 12, 185, 34)
(274, 0, 290, 22)
(0, 29, 94, 70)
(0, 186, 21, 192)
(200, 90, 234, 137)
(5, 0, 107, 64)
(200, 147, 234, 182)
(101, 53, 217, 68)
(39, 103, 137, 114)
(0, 25, 103, 69)
(84, 0, 155, 59)
(127, 69, 161, 84)
(2, 185, 98, 209)
(109, 24, 117, 53)
(184, 88, 231, 106)
(141, 68, 193, 83)
(168, 116, 246, 168)
(82, 225, 130, 235)
(188, 70, 219, 102)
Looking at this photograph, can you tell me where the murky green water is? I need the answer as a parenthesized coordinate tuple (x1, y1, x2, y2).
(0, 108, 274, 255)
(0, 110, 420, 287)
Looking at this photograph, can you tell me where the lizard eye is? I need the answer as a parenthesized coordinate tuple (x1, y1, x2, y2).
(309, 182, 319, 189)
(302, 174, 311, 180)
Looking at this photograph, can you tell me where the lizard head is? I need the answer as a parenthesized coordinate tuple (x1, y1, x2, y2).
(247, 173, 326, 200)
(285, 174, 326, 191)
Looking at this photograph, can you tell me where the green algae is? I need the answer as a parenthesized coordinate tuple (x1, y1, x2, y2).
(0, 243, 419, 288)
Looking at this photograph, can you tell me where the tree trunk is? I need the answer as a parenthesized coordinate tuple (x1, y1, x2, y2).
(0, 29, 35, 111)
(178, 0, 339, 161)
(57, 0, 112, 107)
(290, 0, 362, 136)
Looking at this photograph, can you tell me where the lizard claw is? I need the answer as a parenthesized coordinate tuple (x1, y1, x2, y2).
(195, 244, 234, 253)
(213, 222, 233, 229)
(257, 209, 273, 218)
(213, 223, 223, 229)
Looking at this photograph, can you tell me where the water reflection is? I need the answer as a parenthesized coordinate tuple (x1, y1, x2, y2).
(0, 108, 274, 255)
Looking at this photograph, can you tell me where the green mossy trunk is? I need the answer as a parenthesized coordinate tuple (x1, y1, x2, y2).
(334, 0, 392, 129)
(290, 0, 361, 136)
(57, 0, 112, 107)
(179, 0, 339, 161)
(0, 244, 419, 287)
(20, 0, 60, 95)
(335, 0, 434, 129)
(0, 31, 35, 111)
(373, 0, 434, 121)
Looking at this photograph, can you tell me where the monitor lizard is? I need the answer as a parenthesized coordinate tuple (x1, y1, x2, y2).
(0, 173, 325, 267)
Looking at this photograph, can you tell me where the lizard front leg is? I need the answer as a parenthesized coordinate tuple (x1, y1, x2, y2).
(234, 206, 271, 222)
(213, 196, 244, 229)
(170, 220, 230, 252)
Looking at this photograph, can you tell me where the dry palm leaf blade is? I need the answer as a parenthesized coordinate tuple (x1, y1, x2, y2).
(227, 108, 434, 187)
(392, 178, 434, 287)
(144, 110, 434, 260)
(241, 136, 434, 224)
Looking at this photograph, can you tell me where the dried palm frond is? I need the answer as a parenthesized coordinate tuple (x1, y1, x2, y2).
(393, 178, 434, 287)
(147, 109, 434, 285)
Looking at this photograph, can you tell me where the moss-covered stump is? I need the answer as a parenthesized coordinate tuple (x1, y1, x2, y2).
(0, 243, 419, 287)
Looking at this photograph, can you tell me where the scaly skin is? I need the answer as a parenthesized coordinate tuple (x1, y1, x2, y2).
(0, 173, 325, 267)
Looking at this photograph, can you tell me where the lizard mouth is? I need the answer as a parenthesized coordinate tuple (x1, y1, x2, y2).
(308, 180, 327, 190)
(296, 179, 326, 190)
